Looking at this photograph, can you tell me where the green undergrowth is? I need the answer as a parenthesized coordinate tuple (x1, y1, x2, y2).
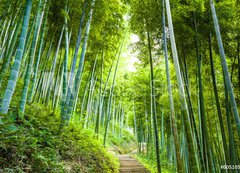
(71, 115, 137, 155)
(0, 103, 119, 173)
(133, 150, 176, 173)
(106, 126, 137, 154)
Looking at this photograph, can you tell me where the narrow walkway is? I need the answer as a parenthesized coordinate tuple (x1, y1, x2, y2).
(118, 155, 150, 173)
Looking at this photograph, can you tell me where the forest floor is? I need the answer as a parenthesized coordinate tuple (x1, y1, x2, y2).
(118, 155, 150, 173)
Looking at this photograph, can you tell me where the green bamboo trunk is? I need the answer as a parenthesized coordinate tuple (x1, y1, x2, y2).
(0, 0, 32, 114)
(45, 27, 64, 104)
(66, 0, 96, 121)
(61, 0, 88, 125)
(20, 0, 44, 114)
(147, 31, 162, 173)
(0, 17, 22, 86)
(84, 57, 98, 128)
(59, 3, 69, 130)
(165, 0, 200, 172)
(103, 39, 123, 146)
(210, 0, 240, 138)
(162, 0, 183, 171)
(28, 2, 48, 102)
(209, 33, 228, 164)
(95, 50, 104, 137)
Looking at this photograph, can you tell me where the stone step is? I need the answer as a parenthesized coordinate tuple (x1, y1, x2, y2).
(120, 159, 137, 161)
(119, 170, 150, 173)
(120, 163, 142, 167)
(120, 158, 136, 160)
(120, 165, 143, 168)
(119, 157, 135, 159)
(119, 170, 148, 173)
(118, 155, 150, 173)
(119, 168, 148, 172)
(120, 162, 142, 166)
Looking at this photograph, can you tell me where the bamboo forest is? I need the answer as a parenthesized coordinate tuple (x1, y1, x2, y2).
(1, 0, 240, 172)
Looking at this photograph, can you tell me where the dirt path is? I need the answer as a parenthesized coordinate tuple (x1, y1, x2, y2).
(118, 155, 150, 173)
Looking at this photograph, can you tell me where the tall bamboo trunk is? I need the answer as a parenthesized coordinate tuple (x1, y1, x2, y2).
(210, 0, 240, 138)
(95, 49, 104, 137)
(62, 0, 88, 124)
(0, 17, 22, 86)
(103, 39, 124, 146)
(209, 33, 228, 165)
(66, 0, 96, 122)
(147, 31, 161, 173)
(28, 2, 48, 102)
(0, 0, 32, 114)
(59, 3, 69, 131)
(165, 0, 200, 172)
(162, 1, 183, 171)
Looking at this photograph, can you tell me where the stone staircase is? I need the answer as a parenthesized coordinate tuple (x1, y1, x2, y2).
(118, 155, 150, 173)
